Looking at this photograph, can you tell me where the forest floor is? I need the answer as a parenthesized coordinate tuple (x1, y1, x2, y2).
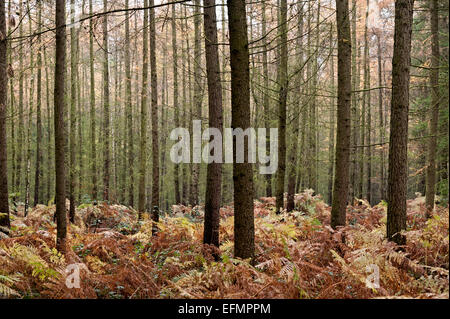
(0, 191, 448, 299)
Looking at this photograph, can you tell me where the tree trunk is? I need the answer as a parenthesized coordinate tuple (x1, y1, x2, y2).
(172, 3, 181, 205)
(275, 0, 288, 213)
(190, 0, 202, 207)
(327, 24, 336, 206)
(227, 0, 254, 260)
(0, 0, 10, 227)
(150, 0, 159, 232)
(331, 0, 351, 229)
(387, 0, 414, 245)
(89, 0, 97, 201)
(425, 0, 440, 217)
(203, 0, 223, 248)
(54, 0, 67, 252)
(287, 2, 304, 212)
(102, 0, 110, 202)
(377, 33, 386, 201)
(69, 0, 77, 222)
(138, 1, 149, 216)
(34, 1, 43, 207)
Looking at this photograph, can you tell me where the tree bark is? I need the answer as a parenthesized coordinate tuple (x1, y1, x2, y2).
(102, 0, 111, 202)
(227, 0, 255, 260)
(0, 0, 10, 227)
(54, 0, 67, 252)
(275, 0, 288, 213)
(331, 0, 351, 229)
(425, 0, 440, 217)
(387, 0, 414, 245)
(203, 0, 223, 248)
(150, 0, 159, 232)
(138, 1, 149, 216)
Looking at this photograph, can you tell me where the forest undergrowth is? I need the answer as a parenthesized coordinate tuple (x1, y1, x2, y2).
(0, 191, 448, 299)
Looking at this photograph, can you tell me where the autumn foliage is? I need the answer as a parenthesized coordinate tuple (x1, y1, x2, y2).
(0, 192, 448, 299)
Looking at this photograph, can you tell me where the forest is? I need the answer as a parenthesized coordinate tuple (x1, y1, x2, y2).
(0, 0, 448, 299)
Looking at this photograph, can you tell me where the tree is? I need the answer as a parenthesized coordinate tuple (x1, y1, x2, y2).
(34, 0, 43, 207)
(172, 3, 181, 205)
(138, 0, 149, 217)
(190, 0, 202, 207)
(150, 0, 160, 232)
(275, 0, 288, 214)
(425, 0, 440, 217)
(331, 0, 351, 229)
(287, 2, 304, 212)
(227, 0, 254, 260)
(387, 0, 414, 245)
(69, 0, 77, 222)
(54, 0, 67, 252)
(0, 0, 10, 228)
(89, 0, 97, 201)
(102, 0, 111, 202)
(203, 0, 223, 248)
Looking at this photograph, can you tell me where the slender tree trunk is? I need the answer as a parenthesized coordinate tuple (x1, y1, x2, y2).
(190, 0, 202, 207)
(34, 1, 43, 207)
(150, 0, 159, 232)
(227, 0, 254, 260)
(16, 1, 24, 196)
(377, 33, 386, 201)
(69, 0, 77, 222)
(203, 0, 223, 248)
(172, 3, 181, 205)
(45, 47, 52, 204)
(387, 0, 414, 245)
(327, 24, 336, 205)
(89, 0, 97, 201)
(331, 0, 351, 229)
(0, 0, 10, 227)
(55, 0, 67, 252)
(275, 0, 288, 213)
(287, 2, 304, 212)
(425, 0, 440, 217)
(24, 4, 34, 216)
(124, 0, 134, 208)
(261, 0, 272, 198)
(138, 1, 149, 216)
(102, 0, 110, 202)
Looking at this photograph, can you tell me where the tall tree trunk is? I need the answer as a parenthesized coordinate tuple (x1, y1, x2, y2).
(387, 0, 414, 245)
(34, 1, 43, 207)
(350, 0, 359, 201)
(377, 32, 386, 201)
(138, 1, 149, 216)
(55, 0, 67, 252)
(102, 0, 110, 202)
(150, 0, 159, 232)
(331, 0, 351, 229)
(190, 0, 202, 207)
(16, 1, 24, 197)
(261, 0, 272, 198)
(425, 0, 440, 217)
(124, 0, 134, 208)
(172, 2, 181, 205)
(203, 0, 223, 248)
(327, 24, 336, 205)
(275, 0, 288, 213)
(0, 0, 10, 227)
(227, 0, 254, 260)
(69, 0, 77, 222)
(45, 47, 53, 203)
(89, 0, 97, 201)
(24, 3, 34, 216)
(287, 2, 304, 212)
